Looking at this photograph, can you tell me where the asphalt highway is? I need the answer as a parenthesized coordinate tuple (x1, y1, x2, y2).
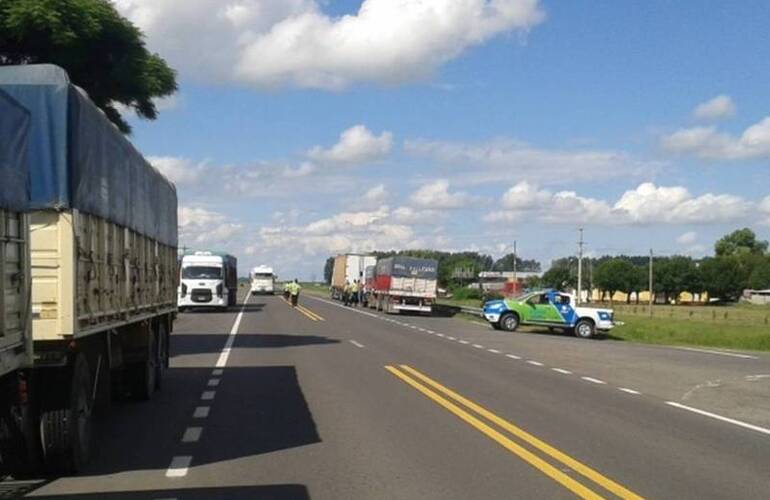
(13, 289, 770, 499)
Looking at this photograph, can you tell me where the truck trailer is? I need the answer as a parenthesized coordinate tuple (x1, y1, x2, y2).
(0, 88, 34, 475)
(178, 251, 238, 310)
(370, 256, 438, 314)
(0, 65, 178, 474)
(330, 254, 377, 300)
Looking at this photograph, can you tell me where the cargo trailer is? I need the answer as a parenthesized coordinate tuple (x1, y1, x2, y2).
(0, 65, 178, 474)
(371, 257, 438, 314)
(330, 254, 377, 300)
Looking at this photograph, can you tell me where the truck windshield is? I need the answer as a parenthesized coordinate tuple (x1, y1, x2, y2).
(183, 266, 222, 279)
(252, 273, 273, 278)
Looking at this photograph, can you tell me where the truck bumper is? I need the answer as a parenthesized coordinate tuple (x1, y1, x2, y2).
(483, 312, 501, 323)
(393, 304, 433, 313)
(596, 320, 615, 331)
(178, 295, 227, 308)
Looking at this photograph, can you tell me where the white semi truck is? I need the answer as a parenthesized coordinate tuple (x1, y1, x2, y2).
(178, 251, 238, 310)
(250, 266, 276, 295)
(0, 65, 178, 475)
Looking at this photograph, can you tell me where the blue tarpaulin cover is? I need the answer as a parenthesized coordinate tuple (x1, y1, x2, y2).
(0, 65, 178, 246)
(0, 88, 30, 211)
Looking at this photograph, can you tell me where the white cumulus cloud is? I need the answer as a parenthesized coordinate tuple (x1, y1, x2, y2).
(692, 95, 735, 121)
(405, 138, 658, 185)
(485, 182, 752, 225)
(178, 206, 243, 246)
(116, 0, 544, 90)
(661, 117, 770, 160)
(760, 196, 770, 225)
(410, 179, 473, 209)
(307, 125, 393, 165)
(676, 231, 698, 245)
(149, 156, 207, 186)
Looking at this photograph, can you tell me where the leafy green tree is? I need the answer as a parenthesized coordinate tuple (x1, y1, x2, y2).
(542, 263, 572, 290)
(748, 257, 770, 290)
(323, 257, 334, 284)
(655, 256, 697, 303)
(492, 254, 542, 272)
(594, 258, 637, 304)
(699, 257, 748, 301)
(0, 0, 177, 133)
(714, 228, 769, 257)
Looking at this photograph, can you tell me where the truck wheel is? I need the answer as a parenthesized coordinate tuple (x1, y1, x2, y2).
(0, 397, 38, 477)
(500, 313, 519, 332)
(41, 355, 92, 474)
(574, 319, 596, 339)
(130, 330, 157, 400)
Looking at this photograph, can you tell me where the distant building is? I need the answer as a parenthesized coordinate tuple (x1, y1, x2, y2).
(744, 289, 770, 305)
(477, 271, 543, 295)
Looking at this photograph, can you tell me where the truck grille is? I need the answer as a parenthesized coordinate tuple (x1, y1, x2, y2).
(191, 288, 213, 303)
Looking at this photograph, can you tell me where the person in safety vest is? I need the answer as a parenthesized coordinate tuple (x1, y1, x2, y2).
(288, 279, 301, 307)
(343, 280, 351, 306)
(350, 280, 359, 307)
(283, 281, 291, 301)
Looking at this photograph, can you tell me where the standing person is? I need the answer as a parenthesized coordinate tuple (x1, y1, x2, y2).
(289, 279, 301, 307)
(283, 281, 290, 301)
(343, 280, 351, 306)
(351, 280, 359, 307)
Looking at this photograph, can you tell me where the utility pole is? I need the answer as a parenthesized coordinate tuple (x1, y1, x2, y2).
(577, 228, 584, 305)
(512, 240, 517, 283)
(649, 248, 654, 317)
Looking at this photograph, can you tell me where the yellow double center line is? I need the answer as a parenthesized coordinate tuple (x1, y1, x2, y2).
(283, 298, 325, 321)
(386, 365, 643, 500)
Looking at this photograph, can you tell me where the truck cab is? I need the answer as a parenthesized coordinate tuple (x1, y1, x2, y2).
(250, 266, 275, 295)
(483, 290, 614, 338)
(178, 252, 238, 310)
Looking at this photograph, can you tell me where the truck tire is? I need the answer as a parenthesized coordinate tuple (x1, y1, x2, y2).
(0, 395, 38, 477)
(130, 330, 157, 400)
(574, 319, 596, 339)
(499, 313, 519, 332)
(40, 355, 92, 474)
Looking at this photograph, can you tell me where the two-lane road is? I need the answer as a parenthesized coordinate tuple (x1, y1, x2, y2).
(20, 291, 770, 499)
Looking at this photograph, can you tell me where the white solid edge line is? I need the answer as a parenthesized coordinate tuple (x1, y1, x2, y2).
(581, 376, 606, 384)
(215, 294, 250, 368)
(552, 368, 572, 374)
(349, 340, 365, 348)
(618, 387, 641, 395)
(673, 346, 758, 360)
(666, 402, 770, 436)
(193, 406, 210, 418)
(166, 456, 193, 478)
(201, 390, 216, 400)
(181, 427, 203, 443)
(526, 360, 544, 366)
(505, 354, 521, 359)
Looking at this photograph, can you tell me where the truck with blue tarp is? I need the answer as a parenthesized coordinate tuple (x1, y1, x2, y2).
(0, 65, 178, 475)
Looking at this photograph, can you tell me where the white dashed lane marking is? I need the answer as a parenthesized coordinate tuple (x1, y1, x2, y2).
(459, 340, 470, 345)
(201, 390, 216, 401)
(193, 406, 210, 419)
(212, 369, 223, 376)
(181, 427, 203, 443)
(581, 377, 606, 385)
(527, 360, 544, 366)
(552, 368, 572, 375)
(349, 340, 365, 348)
(166, 456, 192, 478)
(473, 344, 485, 349)
(488, 349, 501, 354)
(618, 387, 641, 395)
(505, 354, 521, 360)
(207, 378, 220, 387)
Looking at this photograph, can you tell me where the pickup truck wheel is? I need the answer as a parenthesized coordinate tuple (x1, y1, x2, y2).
(574, 319, 596, 339)
(41, 354, 92, 474)
(500, 313, 519, 332)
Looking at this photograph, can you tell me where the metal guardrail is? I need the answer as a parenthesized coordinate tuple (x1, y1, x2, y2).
(434, 303, 483, 317)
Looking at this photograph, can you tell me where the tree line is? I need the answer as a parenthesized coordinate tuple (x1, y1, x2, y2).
(323, 228, 770, 303)
(539, 228, 770, 303)
(323, 250, 541, 288)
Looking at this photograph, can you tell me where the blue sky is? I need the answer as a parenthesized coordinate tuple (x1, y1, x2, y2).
(116, 0, 770, 279)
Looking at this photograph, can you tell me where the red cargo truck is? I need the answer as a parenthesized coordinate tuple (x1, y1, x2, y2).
(371, 257, 438, 314)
